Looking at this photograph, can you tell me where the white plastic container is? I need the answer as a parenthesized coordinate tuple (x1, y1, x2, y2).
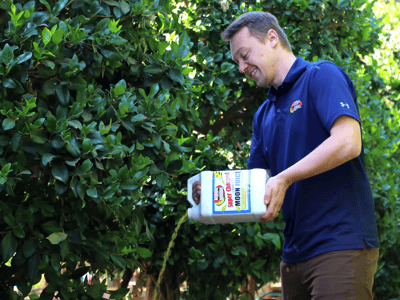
(187, 169, 270, 224)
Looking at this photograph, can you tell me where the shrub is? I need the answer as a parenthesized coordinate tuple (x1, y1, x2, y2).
(0, 0, 398, 299)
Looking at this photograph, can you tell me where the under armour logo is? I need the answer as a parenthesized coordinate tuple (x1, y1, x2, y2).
(340, 102, 350, 109)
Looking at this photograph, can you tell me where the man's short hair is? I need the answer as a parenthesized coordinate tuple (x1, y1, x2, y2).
(221, 11, 292, 52)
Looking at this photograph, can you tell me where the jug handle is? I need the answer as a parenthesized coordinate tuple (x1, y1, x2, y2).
(187, 174, 201, 207)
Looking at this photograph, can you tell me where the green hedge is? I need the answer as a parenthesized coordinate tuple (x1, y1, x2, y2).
(0, 0, 399, 299)
(0, 0, 204, 298)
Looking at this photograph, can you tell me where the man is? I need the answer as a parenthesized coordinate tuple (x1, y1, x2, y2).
(193, 11, 379, 300)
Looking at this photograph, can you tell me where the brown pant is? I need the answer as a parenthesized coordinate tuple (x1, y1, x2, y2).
(280, 247, 379, 300)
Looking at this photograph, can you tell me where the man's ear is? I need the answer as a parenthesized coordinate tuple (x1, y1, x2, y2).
(267, 29, 279, 47)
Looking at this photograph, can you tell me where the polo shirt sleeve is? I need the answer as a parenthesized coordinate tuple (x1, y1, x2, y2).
(248, 111, 270, 170)
(308, 62, 361, 132)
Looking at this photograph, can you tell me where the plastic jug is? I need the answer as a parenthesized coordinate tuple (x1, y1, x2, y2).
(187, 169, 270, 224)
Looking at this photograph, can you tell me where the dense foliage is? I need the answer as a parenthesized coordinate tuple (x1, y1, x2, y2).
(0, 0, 206, 298)
(361, 1, 400, 297)
(0, 0, 398, 299)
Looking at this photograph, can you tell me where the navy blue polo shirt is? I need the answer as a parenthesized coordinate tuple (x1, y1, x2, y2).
(248, 57, 379, 263)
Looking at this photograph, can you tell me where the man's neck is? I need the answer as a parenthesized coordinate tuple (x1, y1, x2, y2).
(272, 52, 297, 90)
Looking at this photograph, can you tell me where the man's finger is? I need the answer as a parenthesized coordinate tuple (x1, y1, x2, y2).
(194, 186, 201, 195)
(261, 214, 269, 223)
(262, 194, 280, 223)
(264, 185, 272, 205)
(261, 205, 273, 222)
(192, 181, 201, 205)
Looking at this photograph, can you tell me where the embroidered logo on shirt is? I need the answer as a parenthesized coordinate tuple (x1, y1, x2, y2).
(340, 102, 350, 109)
(290, 100, 303, 113)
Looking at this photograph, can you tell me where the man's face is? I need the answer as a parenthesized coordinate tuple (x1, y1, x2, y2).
(230, 27, 277, 88)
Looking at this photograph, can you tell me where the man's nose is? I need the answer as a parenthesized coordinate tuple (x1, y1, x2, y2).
(239, 62, 248, 74)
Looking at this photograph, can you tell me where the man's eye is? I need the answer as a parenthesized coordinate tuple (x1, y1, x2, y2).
(243, 54, 249, 60)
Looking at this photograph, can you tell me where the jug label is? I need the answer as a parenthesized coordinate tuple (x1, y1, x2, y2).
(212, 171, 251, 214)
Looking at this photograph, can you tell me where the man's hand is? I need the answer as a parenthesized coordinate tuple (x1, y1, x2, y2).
(192, 181, 201, 205)
(261, 175, 291, 223)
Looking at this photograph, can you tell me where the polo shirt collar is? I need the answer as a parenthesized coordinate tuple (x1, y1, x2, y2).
(267, 57, 309, 100)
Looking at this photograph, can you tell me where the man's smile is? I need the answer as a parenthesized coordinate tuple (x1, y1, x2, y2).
(247, 66, 258, 78)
